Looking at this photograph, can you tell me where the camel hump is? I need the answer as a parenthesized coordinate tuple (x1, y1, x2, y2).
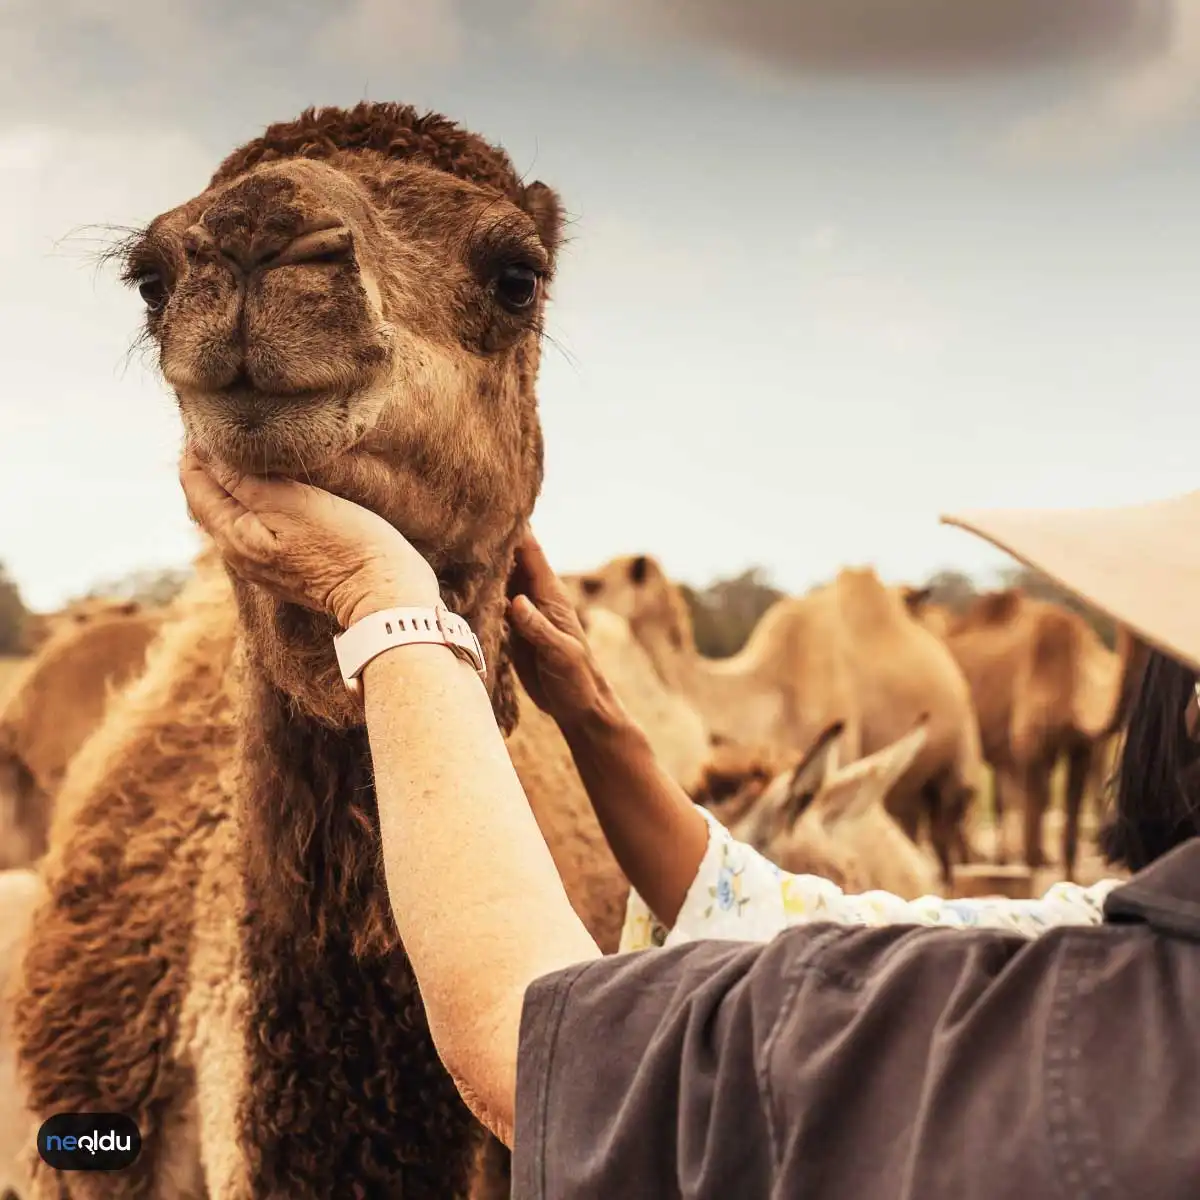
(1029, 605, 1079, 678)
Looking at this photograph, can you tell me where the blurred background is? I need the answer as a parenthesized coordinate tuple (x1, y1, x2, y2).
(1, 0, 1198, 652)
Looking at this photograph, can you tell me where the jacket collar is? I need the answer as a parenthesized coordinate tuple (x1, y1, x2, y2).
(1103, 837, 1200, 941)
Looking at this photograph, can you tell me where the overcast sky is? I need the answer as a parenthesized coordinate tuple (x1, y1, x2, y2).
(2, 0, 1198, 609)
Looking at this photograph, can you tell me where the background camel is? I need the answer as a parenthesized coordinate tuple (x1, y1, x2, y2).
(575, 603, 710, 789)
(0, 601, 164, 870)
(19, 596, 142, 654)
(905, 587, 1143, 879)
(10, 102, 630, 1200)
(573, 553, 983, 884)
(700, 718, 940, 899)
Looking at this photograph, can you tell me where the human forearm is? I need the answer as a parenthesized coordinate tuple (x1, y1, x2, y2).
(361, 644, 600, 1144)
(561, 708, 709, 930)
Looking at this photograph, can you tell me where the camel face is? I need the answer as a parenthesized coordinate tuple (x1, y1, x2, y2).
(119, 104, 564, 724)
(128, 156, 554, 526)
(572, 554, 689, 648)
(725, 719, 940, 898)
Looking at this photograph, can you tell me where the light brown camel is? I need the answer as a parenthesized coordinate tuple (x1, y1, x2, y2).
(574, 554, 984, 884)
(0, 601, 165, 870)
(575, 604, 710, 789)
(19, 595, 145, 654)
(695, 718, 940, 899)
(910, 587, 1143, 874)
(904, 586, 1143, 880)
(10, 103, 631, 1200)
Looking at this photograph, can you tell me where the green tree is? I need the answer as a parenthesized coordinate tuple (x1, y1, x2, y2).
(921, 568, 977, 613)
(82, 565, 193, 608)
(0, 562, 29, 656)
(680, 567, 785, 658)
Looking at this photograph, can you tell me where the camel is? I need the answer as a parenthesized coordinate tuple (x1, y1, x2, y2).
(573, 554, 984, 884)
(9, 102, 632, 1199)
(19, 595, 146, 654)
(694, 718, 940, 899)
(575, 604, 710, 789)
(0, 601, 165, 870)
(904, 586, 1143, 880)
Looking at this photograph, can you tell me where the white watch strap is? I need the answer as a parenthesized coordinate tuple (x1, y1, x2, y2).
(333, 603, 486, 696)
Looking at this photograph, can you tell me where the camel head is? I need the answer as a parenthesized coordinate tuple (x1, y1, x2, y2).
(121, 102, 563, 727)
(899, 585, 954, 638)
(571, 553, 694, 657)
(729, 717, 933, 891)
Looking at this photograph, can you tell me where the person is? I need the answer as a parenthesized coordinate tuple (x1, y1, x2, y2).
(181, 450, 1200, 1199)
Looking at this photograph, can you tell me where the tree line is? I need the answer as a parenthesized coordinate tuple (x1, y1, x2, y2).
(0, 558, 1112, 659)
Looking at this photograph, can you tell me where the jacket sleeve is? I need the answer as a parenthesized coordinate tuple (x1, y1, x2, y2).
(513, 919, 1166, 1200)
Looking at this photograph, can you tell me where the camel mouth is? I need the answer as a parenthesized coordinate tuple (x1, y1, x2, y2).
(179, 384, 373, 475)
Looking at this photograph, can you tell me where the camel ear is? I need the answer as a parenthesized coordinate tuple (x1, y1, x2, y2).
(782, 721, 845, 829)
(629, 555, 650, 585)
(814, 716, 931, 828)
(522, 181, 564, 260)
(902, 586, 934, 614)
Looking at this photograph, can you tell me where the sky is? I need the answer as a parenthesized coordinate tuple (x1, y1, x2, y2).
(2, 0, 1199, 610)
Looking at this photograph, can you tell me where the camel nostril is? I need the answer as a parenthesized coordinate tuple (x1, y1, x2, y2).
(262, 226, 353, 270)
(183, 223, 218, 259)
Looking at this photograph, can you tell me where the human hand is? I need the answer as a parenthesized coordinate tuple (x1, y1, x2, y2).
(507, 530, 624, 734)
(179, 448, 440, 628)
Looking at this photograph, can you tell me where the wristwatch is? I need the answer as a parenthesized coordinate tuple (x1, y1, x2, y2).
(333, 602, 487, 698)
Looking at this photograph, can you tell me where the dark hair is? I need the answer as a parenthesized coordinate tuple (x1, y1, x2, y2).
(1103, 648, 1200, 871)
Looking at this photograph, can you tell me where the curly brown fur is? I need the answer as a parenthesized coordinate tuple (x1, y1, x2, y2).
(14, 569, 238, 1198)
(239, 676, 475, 1195)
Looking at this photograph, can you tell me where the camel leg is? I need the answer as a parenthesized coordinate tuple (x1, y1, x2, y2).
(920, 782, 954, 891)
(1062, 743, 1094, 884)
(991, 767, 1016, 865)
(1022, 762, 1052, 871)
(951, 779, 982, 866)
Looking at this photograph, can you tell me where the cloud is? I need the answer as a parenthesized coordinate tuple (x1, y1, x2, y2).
(804, 269, 954, 358)
(1000, 0, 1200, 164)
(801, 224, 842, 255)
(315, 0, 463, 70)
(535, 0, 1169, 74)
(0, 0, 467, 126)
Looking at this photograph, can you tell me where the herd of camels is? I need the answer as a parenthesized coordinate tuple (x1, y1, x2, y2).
(0, 100, 1145, 1198)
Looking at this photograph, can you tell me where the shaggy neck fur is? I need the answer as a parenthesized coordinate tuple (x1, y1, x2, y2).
(234, 542, 520, 958)
(231, 573, 520, 1194)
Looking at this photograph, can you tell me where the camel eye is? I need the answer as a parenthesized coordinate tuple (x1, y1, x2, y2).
(495, 264, 539, 311)
(138, 273, 167, 313)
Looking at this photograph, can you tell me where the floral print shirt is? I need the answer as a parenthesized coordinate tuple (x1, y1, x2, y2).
(619, 805, 1123, 953)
